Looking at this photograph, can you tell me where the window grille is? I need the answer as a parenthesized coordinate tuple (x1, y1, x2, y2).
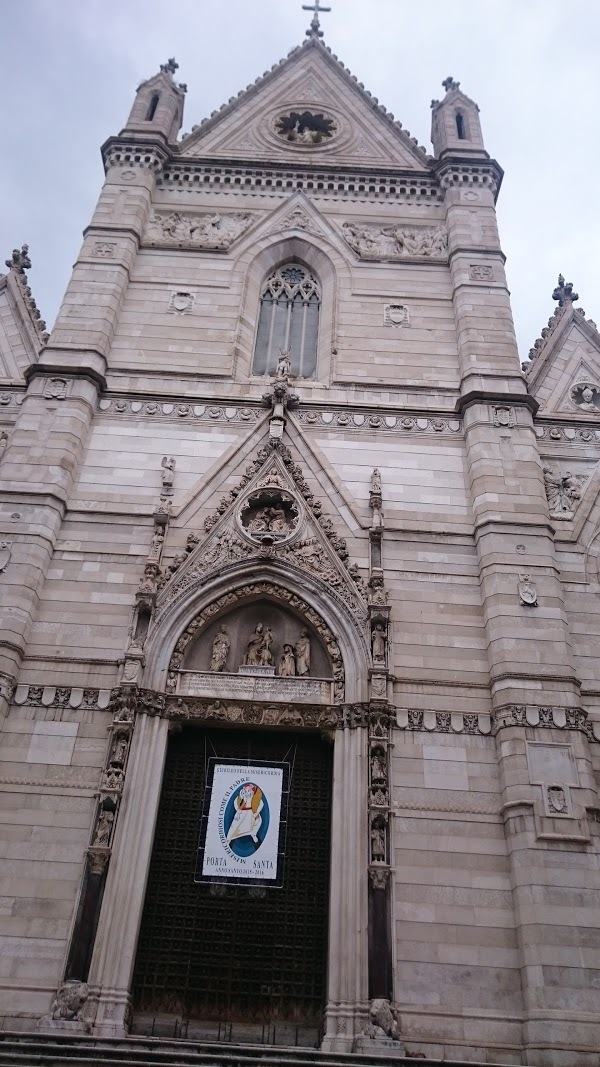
(253, 264, 320, 378)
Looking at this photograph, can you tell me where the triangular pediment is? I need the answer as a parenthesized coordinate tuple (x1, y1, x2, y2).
(155, 441, 368, 625)
(526, 305, 600, 418)
(179, 39, 429, 171)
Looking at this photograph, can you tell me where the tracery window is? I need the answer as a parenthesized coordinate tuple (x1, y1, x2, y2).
(252, 263, 320, 378)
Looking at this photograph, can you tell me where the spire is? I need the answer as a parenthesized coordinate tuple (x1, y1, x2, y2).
(302, 0, 331, 38)
(552, 274, 579, 308)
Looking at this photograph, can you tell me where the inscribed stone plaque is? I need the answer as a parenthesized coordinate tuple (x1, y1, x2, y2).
(527, 742, 578, 786)
(178, 670, 331, 704)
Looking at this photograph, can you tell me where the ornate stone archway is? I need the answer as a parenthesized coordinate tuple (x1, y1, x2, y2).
(85, 569, 371, 1050)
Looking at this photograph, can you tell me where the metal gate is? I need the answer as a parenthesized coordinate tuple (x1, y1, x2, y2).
(131, 727, 332, 1045)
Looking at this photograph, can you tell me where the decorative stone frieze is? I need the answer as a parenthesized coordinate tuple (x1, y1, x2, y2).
(162, 695, 340, 730)
(12, 685, 112, 709)
(295, 409, 462, 433)
(0, 389, 24, 408)
(158, 163, 442, 203)
(437, 163, 500, 197)
(97, 398, 263, 422)
(102, 141, 168, 175)
(534, 423, 600, 444)
(342, 221, 447, 261)
(144, 209, 252, 249)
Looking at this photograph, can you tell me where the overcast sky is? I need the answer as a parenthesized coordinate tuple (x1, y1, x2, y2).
(1, 0, 598, 361)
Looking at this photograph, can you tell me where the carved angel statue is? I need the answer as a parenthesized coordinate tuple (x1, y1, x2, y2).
(295, 628, 311, 676)
(161, 456, 175, 490)
(279, 644, 296, 677)
(274, 347, 292, 380)
(209, 625, 230, 672)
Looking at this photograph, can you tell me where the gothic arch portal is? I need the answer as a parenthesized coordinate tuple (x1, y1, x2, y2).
(88, 559, 370, 1046)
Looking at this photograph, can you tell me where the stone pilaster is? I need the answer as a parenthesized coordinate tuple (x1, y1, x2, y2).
(443, 161, 600, 1063)
(86, 711, 169, 1036)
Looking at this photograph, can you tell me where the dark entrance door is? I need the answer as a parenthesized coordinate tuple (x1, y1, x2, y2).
(131, 727, 333, 1046)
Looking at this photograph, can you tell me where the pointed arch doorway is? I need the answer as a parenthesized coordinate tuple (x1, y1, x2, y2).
(131, 725, 332, 1045)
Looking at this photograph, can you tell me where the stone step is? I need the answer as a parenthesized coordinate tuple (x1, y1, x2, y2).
(0, 1033, 502, 1067)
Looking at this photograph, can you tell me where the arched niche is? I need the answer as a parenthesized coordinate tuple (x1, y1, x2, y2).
(181, 598, 332, 679)
(232, 234, 346, 385)
(143, 565, 369, 704)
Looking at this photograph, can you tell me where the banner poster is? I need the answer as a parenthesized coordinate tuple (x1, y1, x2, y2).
(195, 758, 289, 887)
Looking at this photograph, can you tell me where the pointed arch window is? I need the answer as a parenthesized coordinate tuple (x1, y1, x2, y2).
(253, 263, 320, 378)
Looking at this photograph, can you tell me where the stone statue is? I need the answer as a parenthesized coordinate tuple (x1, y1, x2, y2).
(372, 624, 386, 663)
(370, 468, 382, 495)
(295, 628, 311, 676)
(369, 998, 401, 1041)
(110, 736, 128, 766)
(92, 809, 114, 848)
(243, 623, 267, 666)
(279, 644, 296, 676)
(0, 430, 7, 460)
(260, 626, 274, 666)
(161, 456, 175, 492)
(209, 625, 230, 672)
(543, 466, 582, 515)
(275, 347, 292, 379)
(370, 820, 386, 862)
(51, 981, 89, 1023)
(148, 529, 164, 559)
(371, 747, 387, 782)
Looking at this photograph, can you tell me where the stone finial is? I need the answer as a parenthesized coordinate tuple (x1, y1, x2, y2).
(552, 274, 579, 307)
(5, 244, 31, 274)
(442, 76, 460, 93)
(160, 57, 179, 75)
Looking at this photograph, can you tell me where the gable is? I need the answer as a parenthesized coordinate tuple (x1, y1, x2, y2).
(0, 274, 43, 383)
(180, 40, 429, 171)
(526, 308, 600, 418)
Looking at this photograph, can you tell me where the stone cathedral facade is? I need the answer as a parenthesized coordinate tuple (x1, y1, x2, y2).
(1, 15, 600, 1067)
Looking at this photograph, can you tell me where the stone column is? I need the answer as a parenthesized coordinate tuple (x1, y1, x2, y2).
(442, 167, 600, 1063)
(87, 712, 169, 1036)
(322, 721, 368, 1053)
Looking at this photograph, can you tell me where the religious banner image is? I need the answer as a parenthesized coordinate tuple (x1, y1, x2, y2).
(196, 759, 289, 886)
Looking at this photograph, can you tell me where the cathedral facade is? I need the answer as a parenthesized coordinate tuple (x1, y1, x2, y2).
(1, 14, 600, 1067)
